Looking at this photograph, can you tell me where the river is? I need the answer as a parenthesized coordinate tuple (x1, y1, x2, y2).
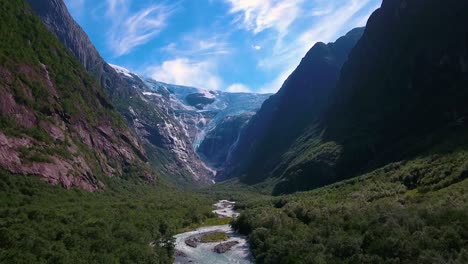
(174, 200, 252, 264)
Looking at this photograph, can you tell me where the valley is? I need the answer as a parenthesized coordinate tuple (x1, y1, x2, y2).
(0, 0, 467, 263)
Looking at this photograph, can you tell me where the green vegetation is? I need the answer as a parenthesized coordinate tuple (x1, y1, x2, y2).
(200, 232, 229, 243)
(231, 135, 468, 264)
(0, 170, 216, 264)
(177, 217, 232, 234)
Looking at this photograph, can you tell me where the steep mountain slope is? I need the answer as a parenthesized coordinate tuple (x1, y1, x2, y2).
(26, 0, 215, 186)
(112, 69, 216, 186)
(25, 0, 134, 98)
(222, 28, 365, 183)
(272, 0, 468, 194)
(228, 0, 468, 195)
(320, 0, 468, 179)
(0, 0, 152, 191)
(198, 113, 254, 168)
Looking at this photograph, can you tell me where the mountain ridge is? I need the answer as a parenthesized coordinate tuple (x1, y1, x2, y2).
(110, 67, 271, 174)
(221, 27, 365, 185)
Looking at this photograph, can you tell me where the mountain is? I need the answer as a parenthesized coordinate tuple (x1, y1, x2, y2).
(198, 113, 254, 169)
(227, 0, 468, 195)
(229, 1, 468, 263)
(26, 0, 218, 186)
(110, 68, 217, 185)
(322, 0, 468, 174)
(27, 0, 270, 186)
(143, 80, 271, 170)
(272, 0, 468, 194)
(0, 0, 153, 191)
(222, 28, 365, 184)
(24, 0, 134, 98)
(105, 70, 270, 173)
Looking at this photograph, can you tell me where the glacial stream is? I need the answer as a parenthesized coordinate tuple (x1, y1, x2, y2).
(174, 200, 252, 264)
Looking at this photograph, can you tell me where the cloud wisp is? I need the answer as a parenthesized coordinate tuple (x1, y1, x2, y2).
(224, 0, 304, 35)
(161, 33, 231, 58)
(226, 83, 252, 93)
(106, 0, 176, 57)
(148, 58, 223, 91)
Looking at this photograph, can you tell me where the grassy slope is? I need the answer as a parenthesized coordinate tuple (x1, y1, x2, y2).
(231, 131, 468, 263)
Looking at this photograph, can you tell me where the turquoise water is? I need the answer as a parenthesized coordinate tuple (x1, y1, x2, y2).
(174, 201, 252, 264)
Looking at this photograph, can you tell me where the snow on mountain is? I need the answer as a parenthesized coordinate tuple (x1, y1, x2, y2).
(109, 64, 271, 174)
(143, 79, 272, 153)
(109, 64, 134, 79)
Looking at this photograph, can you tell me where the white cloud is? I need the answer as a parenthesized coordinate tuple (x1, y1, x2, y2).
(148, 58, 223, 90)
(299, 0, 373, 49)
(161, 34, 231, 57)
(106, 0, 127, 17)
(226, 83, 252, 93)
(106, 1, 175, 57)
(224, 0, 304, 35)
(252, 45, 262, 50)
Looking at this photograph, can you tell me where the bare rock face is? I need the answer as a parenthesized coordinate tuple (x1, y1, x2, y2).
(25, 0, 120, 94)
(0, 63, 152, 190)
(198, 113, 254, 169)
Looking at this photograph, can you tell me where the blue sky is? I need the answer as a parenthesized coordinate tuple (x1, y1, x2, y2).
(65, 0, 382, 93)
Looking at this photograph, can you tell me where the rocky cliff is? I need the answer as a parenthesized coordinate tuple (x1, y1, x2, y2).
(222, 28, 365, 183)
(198, 113, 254, 169)
(25, 0, 134, 97)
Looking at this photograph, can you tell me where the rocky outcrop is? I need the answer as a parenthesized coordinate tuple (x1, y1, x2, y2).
(213, 241, 239, 254)
(186, 92, 216, 109)
(185, 238, 199, 248)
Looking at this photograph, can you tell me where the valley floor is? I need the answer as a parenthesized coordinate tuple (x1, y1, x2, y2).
(227, 139, 468, 263)
(1, 129, 468, 264)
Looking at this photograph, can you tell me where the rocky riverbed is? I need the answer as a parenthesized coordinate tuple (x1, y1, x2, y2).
(173, 201, 252, 264)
